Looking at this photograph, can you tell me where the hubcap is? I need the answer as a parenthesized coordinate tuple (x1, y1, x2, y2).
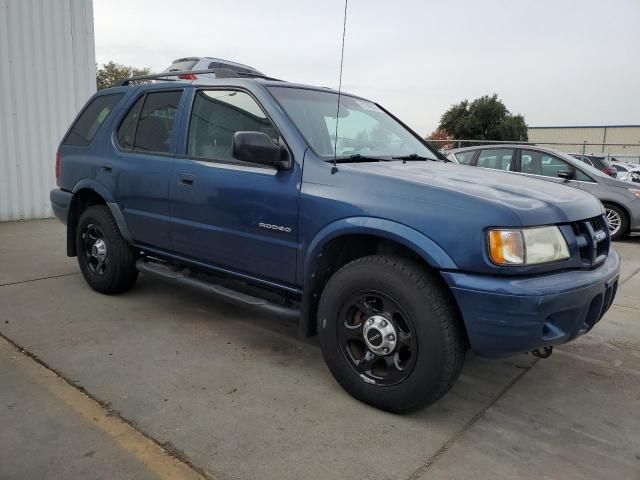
(605, 208, 621, 236)
(363, 315, 397, 355)
(337, 291, 418, 386)
(83, 224, 108, 276)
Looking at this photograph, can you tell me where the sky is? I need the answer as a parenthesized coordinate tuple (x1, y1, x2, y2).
(94, 0, 640, 136)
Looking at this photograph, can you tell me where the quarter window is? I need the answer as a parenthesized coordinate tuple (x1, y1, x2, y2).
(575, 169, 594, 182)
(63, 93, 124, 146)
(477, 149, 514, 171)
(453, 151, 475, 165)
(187, 90, 278, 162)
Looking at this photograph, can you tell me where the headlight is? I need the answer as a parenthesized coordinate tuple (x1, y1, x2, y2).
(628, 188, 640, 198)
(488, 226, 570, 266)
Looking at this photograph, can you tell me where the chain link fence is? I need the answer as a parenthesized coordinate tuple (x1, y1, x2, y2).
(428, 139, 640, 165)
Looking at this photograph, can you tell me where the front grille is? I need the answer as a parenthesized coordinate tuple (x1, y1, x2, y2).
(570, 215, 610, 267)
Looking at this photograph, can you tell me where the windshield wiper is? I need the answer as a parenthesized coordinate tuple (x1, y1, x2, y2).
(391, 153, 431, 161)
(331, 154, 390, 164)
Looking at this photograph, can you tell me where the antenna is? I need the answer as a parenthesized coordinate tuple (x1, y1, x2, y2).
(332, 0, 349, 173)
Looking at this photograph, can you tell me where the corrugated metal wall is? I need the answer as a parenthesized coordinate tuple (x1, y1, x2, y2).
(0, 0, 96, 221)
(528, 126, 640, 157)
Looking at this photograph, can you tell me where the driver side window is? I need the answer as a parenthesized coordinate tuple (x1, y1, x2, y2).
(187, 89, 278, 162)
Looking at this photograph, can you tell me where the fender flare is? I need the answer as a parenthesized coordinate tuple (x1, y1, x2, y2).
(301, 216, 457, 284)
(297, 217, 457, 337)
(68, 180, 132, 254)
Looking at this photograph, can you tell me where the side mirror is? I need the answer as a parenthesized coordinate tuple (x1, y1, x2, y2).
(557, 169, 574, 181)
(232, 131, 288, 169)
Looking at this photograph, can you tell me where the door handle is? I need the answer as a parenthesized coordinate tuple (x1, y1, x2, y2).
(102, 162, 113, 172)
(179, 174, 195, 186)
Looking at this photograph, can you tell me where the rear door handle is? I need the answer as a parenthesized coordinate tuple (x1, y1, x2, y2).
(179, 173, 195, 186)
(102, 162, 113, 172)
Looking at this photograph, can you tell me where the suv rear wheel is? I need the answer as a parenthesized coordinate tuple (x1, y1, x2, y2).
(317, 255, 465, 413)
(76, 205, 138, 294)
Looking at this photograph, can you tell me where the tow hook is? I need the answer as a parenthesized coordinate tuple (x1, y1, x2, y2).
(531, 346, 553, 359)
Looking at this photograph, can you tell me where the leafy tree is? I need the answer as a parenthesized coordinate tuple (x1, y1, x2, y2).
(425, 128, 453, 150)
(438, 94, 528, 141)
(96, 62, 151, 90)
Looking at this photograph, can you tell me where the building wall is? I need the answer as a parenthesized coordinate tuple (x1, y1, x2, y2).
(0, 0, 96, 221)
(528, 126, 640, 161)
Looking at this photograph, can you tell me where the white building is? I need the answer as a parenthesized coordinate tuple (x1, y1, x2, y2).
(0, 0, 96, 221)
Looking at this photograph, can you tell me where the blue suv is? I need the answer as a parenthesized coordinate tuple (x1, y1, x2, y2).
(50, 70, 620, 412)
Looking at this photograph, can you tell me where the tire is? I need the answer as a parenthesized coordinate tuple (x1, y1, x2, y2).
(317, 255, 465, 413)
(603, 203, 628, 241)
(76, 205, 138, 294)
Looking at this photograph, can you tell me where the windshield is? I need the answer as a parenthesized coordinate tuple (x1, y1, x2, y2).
(268, 87, 438, 161)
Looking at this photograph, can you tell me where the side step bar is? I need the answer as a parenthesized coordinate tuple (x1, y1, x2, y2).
(136, 259, 300, 320)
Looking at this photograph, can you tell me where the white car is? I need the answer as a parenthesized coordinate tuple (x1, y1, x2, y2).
(612, 161, 640, 183)
(163, 56, 264, 80)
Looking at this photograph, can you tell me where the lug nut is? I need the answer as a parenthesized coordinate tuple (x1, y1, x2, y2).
(388, 334, 395, 341)
(383, 347, 389, 354)
(368, 318, 374, 325)
(380, 320, 387, 327)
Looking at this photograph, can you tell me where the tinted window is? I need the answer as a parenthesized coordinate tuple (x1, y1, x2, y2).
(520, 150, 572, 178)
(116, 96, 144, 149)
(453, 151, 475, 165)
(613, 164, 627, 172)
(63, 94, 124, 146)
(187, 90, 278, 162)
(477, 149, 513, 171)
(133, 91, 182, 153)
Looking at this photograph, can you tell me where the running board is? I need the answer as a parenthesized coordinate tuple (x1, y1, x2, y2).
(136, 259, 300, 320)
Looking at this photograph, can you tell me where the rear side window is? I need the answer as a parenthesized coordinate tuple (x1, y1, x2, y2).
(187, 89, 278, 162)
(116, 90, 182, 154)
(63, 93, 124, 146)
(477, 149, 513, 171)
(453, 151, 476, 165)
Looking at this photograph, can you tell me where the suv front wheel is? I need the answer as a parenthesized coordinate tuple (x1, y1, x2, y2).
(317, 255, 465, 413)
(76, 205, 138, 294)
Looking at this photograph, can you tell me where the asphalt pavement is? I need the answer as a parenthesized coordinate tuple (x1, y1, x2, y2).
(1, 219, 638, 480)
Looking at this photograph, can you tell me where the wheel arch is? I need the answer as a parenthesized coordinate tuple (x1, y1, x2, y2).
(298, 217, 458, 338)
(67, 181, 131, 256)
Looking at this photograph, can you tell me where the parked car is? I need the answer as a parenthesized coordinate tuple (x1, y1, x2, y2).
(51, 72, 620, 413)
(568, 153, 617, 177)
(447, 145, 640, 240)
(611, 161, 640, 183)
(163, 56, 264, 80)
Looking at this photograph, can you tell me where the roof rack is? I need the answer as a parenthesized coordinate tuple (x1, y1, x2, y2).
(118, 68, 281, 86)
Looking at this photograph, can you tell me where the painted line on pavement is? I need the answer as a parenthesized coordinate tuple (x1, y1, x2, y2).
(0, 334, 211, 480)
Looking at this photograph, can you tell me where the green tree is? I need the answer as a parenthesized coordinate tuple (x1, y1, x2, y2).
(438, 94, 528, 141)
(96, 61, 151, 90)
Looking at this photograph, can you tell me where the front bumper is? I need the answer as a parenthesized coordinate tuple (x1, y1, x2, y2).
(442, 250, 620, 358)
(50, 188, 72, 224)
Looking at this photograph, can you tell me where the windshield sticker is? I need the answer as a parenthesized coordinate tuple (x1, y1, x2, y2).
(355, 99, 383, 113)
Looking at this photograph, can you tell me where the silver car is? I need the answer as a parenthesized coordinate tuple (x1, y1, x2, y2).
(446, 145, 640, 240)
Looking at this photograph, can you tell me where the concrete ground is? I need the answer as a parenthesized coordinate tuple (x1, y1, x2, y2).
(0, 219, 638, 480)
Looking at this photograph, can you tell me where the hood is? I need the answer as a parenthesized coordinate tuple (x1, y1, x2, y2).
(341, 161, 604, 226)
